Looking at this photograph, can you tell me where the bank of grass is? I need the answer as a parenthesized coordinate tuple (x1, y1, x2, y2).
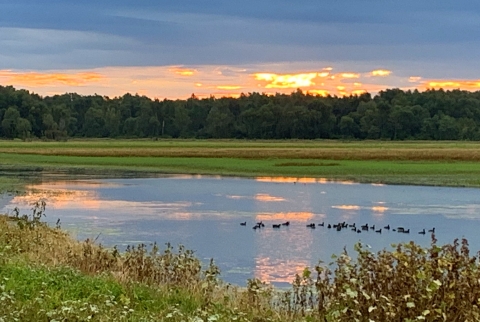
(2, 139, 480, 187)
(3, 205, 480, 321)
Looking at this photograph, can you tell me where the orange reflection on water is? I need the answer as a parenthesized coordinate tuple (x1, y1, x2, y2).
(12, 187, 100, 210)
(255, 212, 317, 222)
(332, 205, 360, 210)
(254, 194, 285, 202)
(10, 182, 193, 218)
(256, 177, 329, 184)
(254, 257, 309, 284)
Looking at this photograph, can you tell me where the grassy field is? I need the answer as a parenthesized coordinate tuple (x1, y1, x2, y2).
(1, 139, 480, 188)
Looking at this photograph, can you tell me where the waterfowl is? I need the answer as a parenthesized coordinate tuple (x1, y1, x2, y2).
(306, 223, 316, 228)
(361, 223, 369, 230)
(327, 224, 332, 229)
(418, 229, 425, 235)
(428, 227, 435, 233)
(403, 229, 410, 234)
(384, 224, 390, 230)
(397, 227, 405, 233)
(348, 223, 356, 228)
(375, 229, 382, 234)
(240, 222, 247, 226)
(272, 224, 281, 228)
(370, 225, 376, 231)
(318, 222, 325, 227)
(357, 229, 361, 233)
(282, 221, 290, 226)
(336, 225, 342, 231)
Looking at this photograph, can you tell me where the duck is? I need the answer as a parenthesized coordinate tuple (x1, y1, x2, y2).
(397, 227, 405, 233)
(370, 225, 376, 231)
(327, 224, 332, 229)
(428, 227, 435, 233)
(418, 229, 426, 235)
(357, 229, 361, 233)
(375, 229, 382, 234)
(384, 224, 390, 230)
(240, 222, 247, 226)
(306, 223, 316, 228)
(282, 221, 290, 226)
(361, 223, 369, 230)
(272, 224, 281, 228)
(318, 222, 325, 227)
(403, 229, 410, 234)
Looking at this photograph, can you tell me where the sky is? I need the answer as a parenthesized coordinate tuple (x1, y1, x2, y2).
(1, 0, 479, 99)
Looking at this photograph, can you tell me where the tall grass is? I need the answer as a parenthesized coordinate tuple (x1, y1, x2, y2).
(2, 139, 480, 187)
(2, 204, 480, 321)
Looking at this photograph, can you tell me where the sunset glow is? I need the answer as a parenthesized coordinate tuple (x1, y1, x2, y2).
(0, 65, 479, 100)
(0, 70, 104, 86)
(254, 72, 318, 88)
(370, 69, 392, 77)
(426, 80, 480, 90)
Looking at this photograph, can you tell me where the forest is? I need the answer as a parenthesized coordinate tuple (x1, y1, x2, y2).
(1, 85, 480, 141)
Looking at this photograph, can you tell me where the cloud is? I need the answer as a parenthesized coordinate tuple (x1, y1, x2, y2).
(2, 1, 480, 72)
(423, 80, 480, 91)
(0, 70, 104, 86)
(2, 64, 480, 100)
(370, 70, 392, 77)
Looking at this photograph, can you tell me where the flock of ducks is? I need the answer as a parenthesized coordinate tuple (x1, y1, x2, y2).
(241, 221, 435, 235)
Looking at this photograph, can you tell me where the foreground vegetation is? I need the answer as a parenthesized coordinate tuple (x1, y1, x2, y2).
(2, 204, 480, 321)
(2, 139, 480, 187)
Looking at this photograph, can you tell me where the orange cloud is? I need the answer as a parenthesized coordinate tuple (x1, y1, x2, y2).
(425, 80, 480, 90)
(254, 72, 318, 88)
(0, 70, 103, 86)
(340, 73, 360, 79)
(169, 67, 196, 76)
(216, 85, 242, 90)
(351, 89, 367, 95)
(370, 69, 392, 77)
(308, 89, 330, 97)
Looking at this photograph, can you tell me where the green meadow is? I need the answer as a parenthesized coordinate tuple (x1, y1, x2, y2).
(1, 139, 480, 189)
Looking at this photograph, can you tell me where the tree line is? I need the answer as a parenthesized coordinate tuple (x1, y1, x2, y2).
(1, 85, 480, 141)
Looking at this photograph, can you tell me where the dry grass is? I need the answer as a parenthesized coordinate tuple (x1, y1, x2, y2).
(1, 139, 480, 161)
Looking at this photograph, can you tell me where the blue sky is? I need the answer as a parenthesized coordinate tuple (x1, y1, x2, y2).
(1, 0, 479, 98)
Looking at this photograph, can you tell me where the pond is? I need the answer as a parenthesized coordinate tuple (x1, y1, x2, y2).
(2, 175, 480, 287)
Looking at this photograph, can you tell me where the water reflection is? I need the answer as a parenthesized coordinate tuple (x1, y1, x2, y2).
(3, 175, 480, 286)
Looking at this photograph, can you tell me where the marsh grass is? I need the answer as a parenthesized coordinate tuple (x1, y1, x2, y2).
(3, 204, 480, 321)
(2, 139, 480, 187)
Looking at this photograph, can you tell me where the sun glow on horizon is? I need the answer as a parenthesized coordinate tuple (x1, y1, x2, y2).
(1, 65, 479, 100)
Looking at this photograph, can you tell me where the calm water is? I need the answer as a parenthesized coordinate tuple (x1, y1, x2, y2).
(2, 175, 480, 286)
